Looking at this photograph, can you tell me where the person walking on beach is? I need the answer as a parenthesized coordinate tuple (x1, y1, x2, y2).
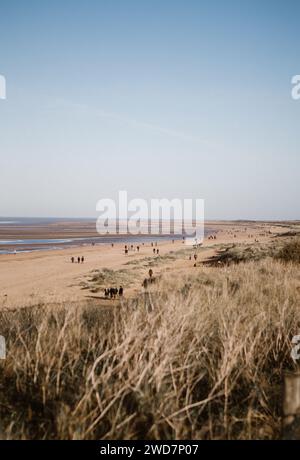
(119, 286, 123, 297)
(71, 256, 74, 263)
(149, 269, 153, 279)
(153, 248, 156, 254)
(77, 256, 80, 264)
(81, 256, 84, 263)
(142, 278, 148, 289)
(137, 245, 140, 252)
(156, 249, 159, 255)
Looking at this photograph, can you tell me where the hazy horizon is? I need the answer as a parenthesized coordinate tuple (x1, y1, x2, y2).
(0, 215, 299, 223)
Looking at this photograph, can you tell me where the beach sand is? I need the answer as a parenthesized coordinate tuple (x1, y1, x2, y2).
(0, 221, 289, 309)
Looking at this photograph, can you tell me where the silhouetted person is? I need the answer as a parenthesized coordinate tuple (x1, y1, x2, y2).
(81, 256, 84, 263)
(137, 246, 140, 252)
(71, 257, 74, 263)
(153, 248, 156, 254)
(156, 249, 159, 255)
(143, 278, 148, 289)
(149, 269, 153, 279)
(119, 286, 123, 297)
(77, 257, 80, 264)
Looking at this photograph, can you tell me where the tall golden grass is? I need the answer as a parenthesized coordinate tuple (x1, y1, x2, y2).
(0, 257, 299, 439)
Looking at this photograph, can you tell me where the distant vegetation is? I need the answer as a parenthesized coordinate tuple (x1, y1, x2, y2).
(205, 238, 300, 266)
(275, 238, 300, 264)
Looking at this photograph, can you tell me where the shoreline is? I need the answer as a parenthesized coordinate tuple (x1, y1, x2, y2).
(0, 233, 188, 255)
(0, 220, 291, 310)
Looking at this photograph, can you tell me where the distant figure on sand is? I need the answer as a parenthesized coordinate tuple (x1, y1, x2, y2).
(109, 287, 114, 299)
(81, 256, 84, 263)
(77, 257, 80, 264)
(149, 269, 153, 279)
(156, 249, 159, 255)
(137, 246, 140, 252)
(119, 286, 123, 297)
(71, 257, 74, 263)
(153, 248, 156, 254)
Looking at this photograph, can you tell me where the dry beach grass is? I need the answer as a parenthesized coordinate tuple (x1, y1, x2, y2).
(0, 238, 300, 439)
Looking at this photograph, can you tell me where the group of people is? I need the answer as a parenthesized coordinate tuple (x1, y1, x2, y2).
(124, 244, 141, 255)
(104, 286, 124, 299)
(188, 253, 198, 267)
(71, 256, 84, 264)
(208, 235, 217, 240)
(123, 242, 161, 256)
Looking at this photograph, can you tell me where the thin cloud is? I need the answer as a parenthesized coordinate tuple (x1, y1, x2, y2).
(51, 99, 216, 148)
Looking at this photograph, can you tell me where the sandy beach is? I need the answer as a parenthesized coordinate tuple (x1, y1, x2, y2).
(0, 220, 288, 309)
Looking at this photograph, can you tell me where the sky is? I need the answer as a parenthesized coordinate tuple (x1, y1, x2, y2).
(0, 0, 299, 220)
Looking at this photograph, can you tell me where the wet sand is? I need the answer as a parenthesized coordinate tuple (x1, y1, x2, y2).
(0, 221, 289, 309)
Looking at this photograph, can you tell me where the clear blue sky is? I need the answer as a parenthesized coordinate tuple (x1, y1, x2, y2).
(0, 0, 299, 219)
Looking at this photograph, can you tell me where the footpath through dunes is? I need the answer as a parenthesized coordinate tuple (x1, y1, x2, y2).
(0, 221, 293, 310)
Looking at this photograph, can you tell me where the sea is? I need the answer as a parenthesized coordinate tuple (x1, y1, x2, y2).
(0, 217, 207, 254)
